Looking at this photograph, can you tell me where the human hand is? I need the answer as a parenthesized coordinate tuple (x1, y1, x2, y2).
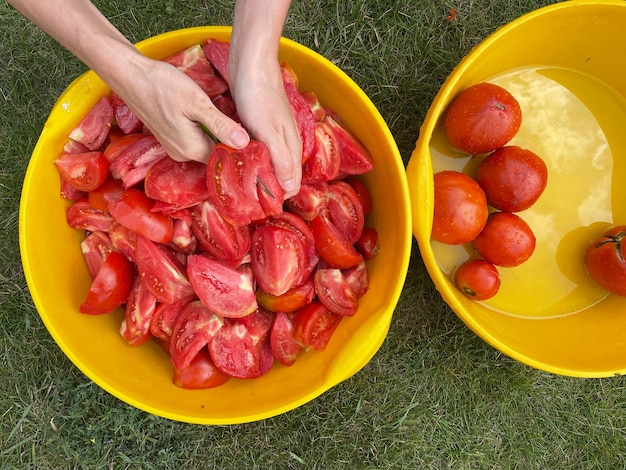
(114, 56, 250, 164)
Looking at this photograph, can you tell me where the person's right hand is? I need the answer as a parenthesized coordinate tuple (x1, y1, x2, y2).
(115, 55, 251, 164)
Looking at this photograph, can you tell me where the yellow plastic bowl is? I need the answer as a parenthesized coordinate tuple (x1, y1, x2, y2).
(19, 26, 412, 424)
(407, 0, 626, 378)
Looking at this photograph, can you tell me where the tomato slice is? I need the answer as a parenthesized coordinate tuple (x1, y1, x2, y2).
(79, 251, 134, 315)
(292, 300, 342, 351)
(327, 180, 365, 244)
(59, 176, 87, 201)
(250, 224, 308, 297)
(134, 235, 194, 304)
(301, 91, 326, 122)
(109, 189, 174, 244)
(110, 91, 143, 135)
(203, 39, 230, 83)
(68, 96, 113, 151)
(120, 276, 159, 346)
(109, 134, 168, 188)
(354, 227, 380, 260)
(209, 318, 275, 379)
(343, 261, 370, 298)
(170, 216, 198, 254)
(53, 151, 110, 193)
(256, 275, 315, 313)
(173, 346, 230, 389)
(66, 199, 114, 233)
(80, 231, 113, 279)
(190, 199, 251, 261)
(103, 133, 145, 162)
(302, 120, 340, 184)
(170, 300, 224, 372)
(345, 176, 373, 216)
(150, 294, 196, 343)
(163, 44, 229, 98)
(87, 176, 124, 213)
(314, 268, 358, 316)
(270, 312, 304, 366)
(285, 182, 329, 221)
(108, 221, 138, 262)
(310, 212, 363, 269)
(144, 157, 209, 210)
(186, 254, 258, 318)
(326, 116, 374, 176)
(284, 82, 315, 162)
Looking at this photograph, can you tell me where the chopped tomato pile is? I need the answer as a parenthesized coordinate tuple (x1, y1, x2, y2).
(54, 39, 379, 389)
(435, 82, 548, 301)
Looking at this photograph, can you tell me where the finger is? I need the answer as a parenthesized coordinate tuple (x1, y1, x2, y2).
(195, 104, 250, 150)
(266, 126, 302, 199)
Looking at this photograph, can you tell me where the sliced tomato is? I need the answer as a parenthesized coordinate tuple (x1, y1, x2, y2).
(345, 176, 373, 216)
(134, 235, 194, 304)
(163, 44, 229, 98)
(237, 307, 275, 345)
(285, 182, 329, 221)
(169, 299, 224, 372)
(203, 39, 230, 83)
(270, 312, 304, 366)
(103, 133, 145, 162)
(250, 224, 309, 297)
(173, 346, 230, 389)
(144, 157, 209, 210)
(66, 199, 114, 233)
(284, 82, 315, 162)
(120, 276, 159, 346)
(209, 318, 275, 379)
(53, 151, 110, 193)
(213, 95, 240, 123)
(108, 134, 168, 188)
(87, 176, 124, 213)
(150, 294, 196, 343)
(109, 189, 174, 244)
(79, 251, 134, 315)
(68, 96, 113, 151)
(108, 221, 138, 262)
(301, 91, 326, 122)
(314, 268, 358, 316)
(293, 300, 342, 351)
(327, 180, 365, 244)
(186, 254, 258, 318)
(256, 275, 315, 313)
(355, 227, 380, 260)
(310, 212, 363, 269)
(326, 116, 374, 176)
(80, 231, 114, 279)
(110, 91, 143, 135)
(343, 261, 370, 298)
(170, 216, 197, 254)
(59, 176, 86, 201)
(302, 120, 340, 184)
(190, 199, 251, 261)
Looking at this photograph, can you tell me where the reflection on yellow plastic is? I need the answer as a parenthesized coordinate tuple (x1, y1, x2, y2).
(407, 0, 626, 377)
(19, 27, 412, 424)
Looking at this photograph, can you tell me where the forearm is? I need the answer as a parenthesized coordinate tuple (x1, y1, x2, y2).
(7, 0, 150, 93)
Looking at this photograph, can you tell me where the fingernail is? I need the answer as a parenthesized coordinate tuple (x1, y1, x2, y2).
(231, 129, 248, 148)
(283, 179, 295, 193)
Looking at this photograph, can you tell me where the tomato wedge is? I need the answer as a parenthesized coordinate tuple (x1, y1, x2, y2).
(120, 276, 159, 346)
(87, 176, 124, 213)
(327, 180, 365, 244)
(270, 312, 304, 366)
(186, 254, 258, 318)
(293, 300, 342, 351)
(170, 300, 224, 372)
(256, 276, 315, 313)
(310, 212, 363, 269)
(150, 294, 196, 343)
(285, 182, 329, 221)
(68, 96, 113, 151)
(80, 231, 113, 279)
(109, 189, 174, 244)
(173, 347, 230, 389)
(144, 157, 209, 210)
(66, 199, 114, 233)
(53, 151, 110, 192)
(314, 268, 358, 316)
(79, 251, 134, 315)
(302, 120, 340, 184)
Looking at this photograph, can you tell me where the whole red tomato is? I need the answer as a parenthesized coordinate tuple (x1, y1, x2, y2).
(454, 259, 501, 301)
(584, 226, 626, 296)
(443, 82, 522, 155)
(473, 212, 536, 267)
(432, 170, 488, 245)
(476, 146, 548, 212)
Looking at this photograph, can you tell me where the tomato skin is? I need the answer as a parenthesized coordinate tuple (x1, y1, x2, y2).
(327, 181, 365, 244)
(476, 146, 548, 212)
(302, 120, 341, 184)
(443, 82, 522, 154)
(173, 347, 230, 389)
(79, 252, 134, 315)
(53, 151, 110, 192)
(270, 312, 304, 366)
(310, 213, 363, 269)
(432, 171, 488, 245)
(314, 268, 358, 316)
(256, 276, 315, 313)
(584, 226, 626, 296)
(355, 227, 380, 260)
(454, 259, 501, 300)
(109, 189, 174, 244)
(345, 176, 373, 216)
(473, 212, 536, 267)
(87, 176, 124, 213)
(80, 231, 114, 279)
(66, 199, 114, 233)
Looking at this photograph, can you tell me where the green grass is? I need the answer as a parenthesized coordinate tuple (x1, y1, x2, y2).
(3, 0, 626, 468)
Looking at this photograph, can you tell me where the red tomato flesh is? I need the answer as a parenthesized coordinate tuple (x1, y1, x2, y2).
(79, 251, 134, 315)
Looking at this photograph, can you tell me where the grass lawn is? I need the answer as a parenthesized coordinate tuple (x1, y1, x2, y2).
(3, 0, 626, 468)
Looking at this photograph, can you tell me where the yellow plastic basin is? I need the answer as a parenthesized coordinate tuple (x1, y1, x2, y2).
(407, 0, 626, 377)
(19, 26, 412, 424)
